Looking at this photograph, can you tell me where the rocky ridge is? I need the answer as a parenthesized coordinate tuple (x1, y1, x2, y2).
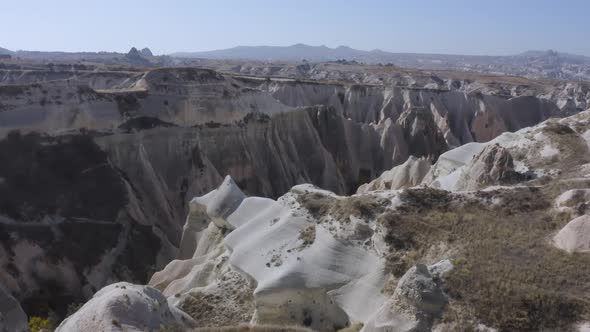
(58, 110, 590, 331)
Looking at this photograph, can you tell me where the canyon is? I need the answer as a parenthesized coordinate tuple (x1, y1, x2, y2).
(1, 60, 590, 331)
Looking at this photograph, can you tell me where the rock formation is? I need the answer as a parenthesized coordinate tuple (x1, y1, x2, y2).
(554, 189, 590, 216)
(553, 215, 590, 253)
(52, 110, 590, 331)
(357, 156, 431, 193)
(453, 143, 523, 191)
(1, 63, 588, 324)
(140, 48, 153, 57)
(364, 261, 452, 332)
(55, 282, 194, 332)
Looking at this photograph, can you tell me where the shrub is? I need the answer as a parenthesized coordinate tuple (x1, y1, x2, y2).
(29, 316, 55, 332)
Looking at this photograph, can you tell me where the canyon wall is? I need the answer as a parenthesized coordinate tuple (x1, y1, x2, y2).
(0, 66, 580, 317)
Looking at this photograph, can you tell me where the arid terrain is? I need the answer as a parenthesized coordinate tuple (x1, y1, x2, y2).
(1, 50, 590, 332)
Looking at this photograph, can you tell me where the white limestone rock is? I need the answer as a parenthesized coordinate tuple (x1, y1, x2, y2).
(555, 189, 590, 216)
(422, 142, 485, 191)
(553, 215, 590, 253)
(205, 176, 247, 229)
(362, 261, 451, 332)
(425, 111, 590, 191)
(223, 188, 389, 330)
(150, 179, 390, 331)
(56, 282, 195, 332)
(454, 144, 523, 191)
(357, 156, 431, 193)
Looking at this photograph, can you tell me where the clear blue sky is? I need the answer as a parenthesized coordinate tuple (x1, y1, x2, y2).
(3, 0, 590, 56)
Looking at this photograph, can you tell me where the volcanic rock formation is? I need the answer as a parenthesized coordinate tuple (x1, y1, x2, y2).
(0, 64, 586, 323)
(24, 110, 590, 331)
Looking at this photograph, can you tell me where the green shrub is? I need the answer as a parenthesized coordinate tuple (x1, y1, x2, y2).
(29, 316, 55, 332)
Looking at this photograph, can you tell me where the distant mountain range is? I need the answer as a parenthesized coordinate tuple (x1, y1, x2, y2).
(172, 43, 382, 62)
(172, 44, 590, 80)
(172, 43, 590, 63)
(0, 47, 14, 55)
(2, 44, 590, 80)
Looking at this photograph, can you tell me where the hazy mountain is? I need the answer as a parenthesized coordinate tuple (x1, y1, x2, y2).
(172, 43, 374, 61)
(140, 47, 154, 57)
(172, 44, 590, 80)
(0, 46, 14, 55)
(173, 43, 590, 63)
(3, 44, 590, 80)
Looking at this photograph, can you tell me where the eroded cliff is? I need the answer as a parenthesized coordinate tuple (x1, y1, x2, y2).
(0, 66, 582, 319)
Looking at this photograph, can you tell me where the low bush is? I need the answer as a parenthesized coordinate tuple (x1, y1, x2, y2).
(28, 316, 55, 332)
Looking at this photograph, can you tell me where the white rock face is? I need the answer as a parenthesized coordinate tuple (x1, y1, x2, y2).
(555, 189, 590, 216)
(205, 176, 247, 229)
(146, 175, 466, 331)
(0, 286, 28, 332)
(452, 144, 522, 191)
(362, 261, 452, 332)
(553, 215, 590, 253)
(357, 156, 431, 193)
(56, 282, 194, 332)
(223, 185, 388, 330)
(424, 111, 590, 191)
(147, 179, 393, 331)
(422, 142, 485, 190)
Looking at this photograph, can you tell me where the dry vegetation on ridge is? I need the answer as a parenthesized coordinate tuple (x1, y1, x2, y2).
(297, 178, 590, 331)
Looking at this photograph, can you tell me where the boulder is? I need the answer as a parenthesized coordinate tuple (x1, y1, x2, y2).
(555, 189, 590, 216)
(357, 156, 431, 193)
(362, 261, 451, 332)
(455, 143, 523, 191)
(553, 215, 590, 253)
(56, 282, 194, 332)
(421, 142, 485, 190)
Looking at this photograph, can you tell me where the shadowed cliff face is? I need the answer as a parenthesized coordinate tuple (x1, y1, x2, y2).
(0, 132, 164, 318)
(0, 132, 126, 221)
(0, 66, 578, 318)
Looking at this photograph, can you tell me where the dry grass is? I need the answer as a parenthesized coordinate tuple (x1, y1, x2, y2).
(297, 192, 388, 222)
(189, 324, 314, 332)
(298, 224, 316, 249)
(336, 322, 363, 332)
(377, 185, 590, 331)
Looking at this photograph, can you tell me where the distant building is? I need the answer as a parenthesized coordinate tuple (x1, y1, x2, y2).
(0, 54, 11, 59)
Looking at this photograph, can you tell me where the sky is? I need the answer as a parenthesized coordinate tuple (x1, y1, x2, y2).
(2, 0, 590, 56)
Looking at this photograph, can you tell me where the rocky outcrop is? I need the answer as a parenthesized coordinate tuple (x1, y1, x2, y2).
(140, 180, 392, 331)
(363, 261, 452, 332)
(357, 156, 431, 193)
(55, 282, 194, 332)
(140, 48, 153, 57)
(0, 286, 28, 332)
(424, 110, 590, 191)
(454, 143, 523, 191)
(553, 215, 590, 253)
(554, 189, 590, 216)
(125, 47, 151, 66)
